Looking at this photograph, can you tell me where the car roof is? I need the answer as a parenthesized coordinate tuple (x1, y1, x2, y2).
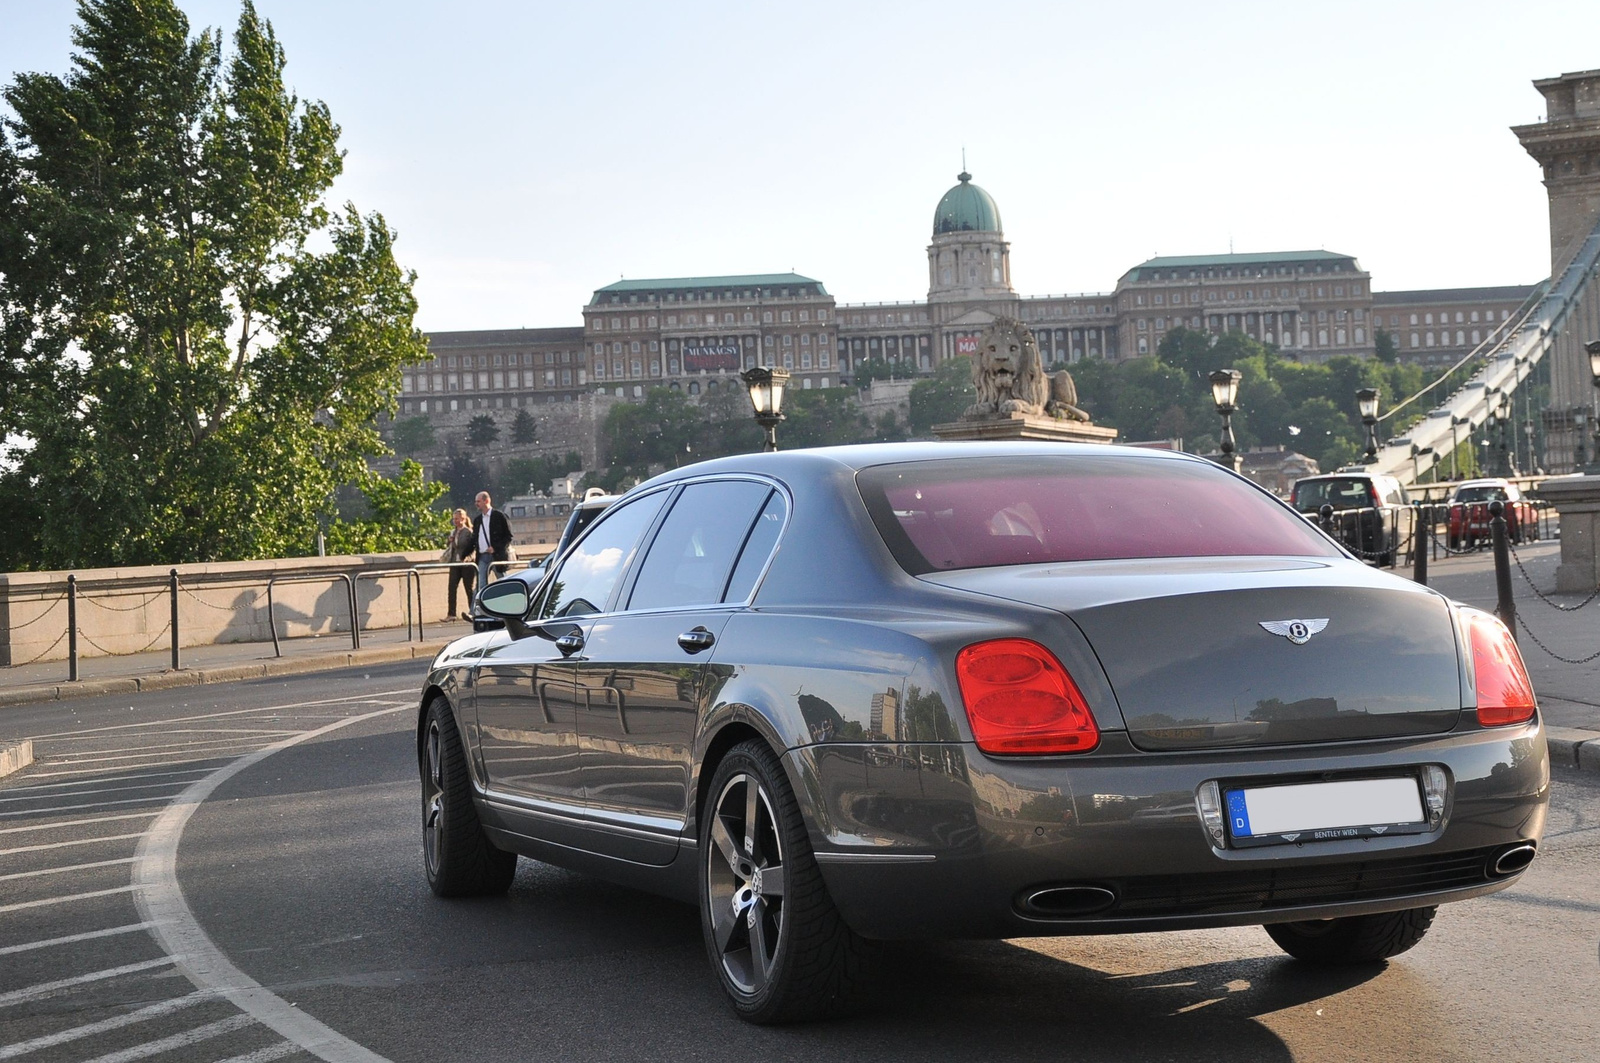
(1453, 478, 1510, 488)
(629, 440, 1213, 491)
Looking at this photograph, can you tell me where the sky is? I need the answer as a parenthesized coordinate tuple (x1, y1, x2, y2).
(4, 0, 1600, 333)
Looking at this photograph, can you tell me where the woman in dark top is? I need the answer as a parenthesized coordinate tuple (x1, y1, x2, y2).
(444, 508, 477, 621)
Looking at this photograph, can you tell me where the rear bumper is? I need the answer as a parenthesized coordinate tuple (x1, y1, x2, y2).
(787, 719, 1548, 939)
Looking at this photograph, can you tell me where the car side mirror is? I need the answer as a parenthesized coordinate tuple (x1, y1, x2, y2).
(477, 580, 531, 620)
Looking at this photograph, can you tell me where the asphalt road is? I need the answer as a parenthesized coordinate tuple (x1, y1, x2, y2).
(1, 664, 1597, 1063)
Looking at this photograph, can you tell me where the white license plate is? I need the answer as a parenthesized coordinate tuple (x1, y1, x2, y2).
(1224, 776, 1425, 847)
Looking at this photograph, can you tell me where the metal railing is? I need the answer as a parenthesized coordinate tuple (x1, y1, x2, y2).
(266, 573, 357, 658)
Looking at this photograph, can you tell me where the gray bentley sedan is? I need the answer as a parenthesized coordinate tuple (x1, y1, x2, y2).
(415, 442, 1547, 1023)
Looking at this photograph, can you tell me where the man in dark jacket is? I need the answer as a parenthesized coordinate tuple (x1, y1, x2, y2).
(471, 491, 513, 592)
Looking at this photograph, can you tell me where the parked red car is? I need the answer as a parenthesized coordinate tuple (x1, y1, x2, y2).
(1447, 479, 1537, 548)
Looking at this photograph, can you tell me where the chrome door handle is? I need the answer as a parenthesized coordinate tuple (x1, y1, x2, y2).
(677, 627, 716, 654)
(554, 633, 585, 657)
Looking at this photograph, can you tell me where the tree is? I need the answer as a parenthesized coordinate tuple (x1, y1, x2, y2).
(323, 459, 449, 554)
(439, 454, 490, 510)
(467, 414, 501, 447)
(391, 416, 436, 456)
(498, 451, 581, 502)
(0, 0, 426, 569)
(781, 387, 873, 449)
(909, 356, 974, 434)
(510, 408, 538, 445)
(853, 357, 916, 387)
(1374, 329, 1399, 363)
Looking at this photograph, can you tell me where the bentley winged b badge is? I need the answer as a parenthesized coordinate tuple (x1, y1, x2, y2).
(1259, 619, 1329, 646)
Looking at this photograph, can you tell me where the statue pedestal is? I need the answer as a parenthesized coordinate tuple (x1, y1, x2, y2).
(1537, 474, 1600, 592)
(931, 414, 1119, 445)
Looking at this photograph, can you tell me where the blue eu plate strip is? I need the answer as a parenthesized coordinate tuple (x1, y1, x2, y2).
(1226, 790, 1252, 837)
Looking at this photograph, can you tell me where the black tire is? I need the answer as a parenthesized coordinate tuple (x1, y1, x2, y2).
(699, 740, 873, 1023)
(420, 696, 517, 897)
(1264, 906, 1437, 964)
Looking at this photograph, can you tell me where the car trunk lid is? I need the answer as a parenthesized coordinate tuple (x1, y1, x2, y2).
(922, 558, 1464, 751)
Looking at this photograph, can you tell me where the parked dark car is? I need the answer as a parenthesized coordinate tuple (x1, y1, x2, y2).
(1289, 473, 1415, 567)
(418, 443, 1546, 1023)
(1447, 478, 1537, 549)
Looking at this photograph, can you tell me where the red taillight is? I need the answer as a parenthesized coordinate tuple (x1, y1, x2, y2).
(955, 639, 1099, 755)
(1464, 610, 1537, 727)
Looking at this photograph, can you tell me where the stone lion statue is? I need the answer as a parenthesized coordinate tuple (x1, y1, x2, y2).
(963, 318, 1091, 422)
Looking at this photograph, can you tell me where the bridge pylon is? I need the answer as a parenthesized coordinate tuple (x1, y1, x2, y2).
(1513, 69, 1600, 472)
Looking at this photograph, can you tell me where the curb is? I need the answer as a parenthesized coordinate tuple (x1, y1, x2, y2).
(1546, 726, 1600, 772)
(0, 641, 450, 710)
(0, 739, 33, 780)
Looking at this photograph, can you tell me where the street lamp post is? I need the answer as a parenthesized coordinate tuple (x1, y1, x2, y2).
(1585, 340, 1600, 474)
(740, 365, 791, 452)
(1356, 387, 1380, 462)
(1449, 416, 1470, 479)
(1523, 418, 1538, 475)
(1209, 369, 1243, 473)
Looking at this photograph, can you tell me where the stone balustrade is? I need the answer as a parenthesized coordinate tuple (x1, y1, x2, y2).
(0, 548, 553, 667)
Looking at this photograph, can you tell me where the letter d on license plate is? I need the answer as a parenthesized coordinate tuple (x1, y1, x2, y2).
(1224, 776, 1427, 848)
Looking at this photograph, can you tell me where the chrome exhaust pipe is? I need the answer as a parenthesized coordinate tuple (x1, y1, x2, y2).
(1490, 843, 1536, 877)
(1021, 885, 1117, 917)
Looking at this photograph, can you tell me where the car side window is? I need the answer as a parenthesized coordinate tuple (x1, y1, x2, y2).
(537, 491, 668, 619)
(723, 490, 787, 603)
(628, 481, 772, 611)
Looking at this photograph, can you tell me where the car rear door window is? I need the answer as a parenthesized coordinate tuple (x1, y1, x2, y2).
(628, 481, 772, 611)
(723, 490, 787, 603)
(538, 491, 668, 618)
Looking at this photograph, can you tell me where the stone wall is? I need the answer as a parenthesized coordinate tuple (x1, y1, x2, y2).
(382, 391, 623, 475)
(0, 549, 556, 667)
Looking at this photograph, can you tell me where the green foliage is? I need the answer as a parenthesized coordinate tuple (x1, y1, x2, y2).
(498, 451, 581, 502)
(853, 357, 917, 386)
(467, 414, 500, 447)
(511, 408, 538, 445)
(0, 0, 425, 568)
(780, 387, 876, 449)
(439, 453, 490, 509)
(909, 356, 974, 434)
(1070, 328, 1430, 471)
(391, 416, 436, 456)
(322, 459, 449, 554)
(1374, 329, 1398, 363)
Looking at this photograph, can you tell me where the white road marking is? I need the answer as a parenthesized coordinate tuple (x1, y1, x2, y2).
(0, 884, 139, 914)
(0, 922, 157, 957)
(0, 856, 137, 882)
(0, 795, 189, 819)
(0, 767, 212, 794)
(47, 739, 287, 763)
(28, 691, 415, 740)
(45, 728, 303, 743)
(135, 703, 404, 1063)
(0, 811, 158, 836)
(21, 757, 235, 781)
(0, 832, 145, 857)
(213, 1042, 301, 1063)
(76, 1014, 256, 1063)
(0, 780, 192, 805)
(0, 957, 176, 1009)
(0, 988, 208, 1060)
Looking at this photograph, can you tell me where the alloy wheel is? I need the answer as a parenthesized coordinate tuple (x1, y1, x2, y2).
(423, 719, 444, 876)
(705, 772, 788, 995)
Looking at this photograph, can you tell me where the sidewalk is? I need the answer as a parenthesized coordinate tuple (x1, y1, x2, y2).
(1408, 539, 1600, 771)
(0, 617, 469, 708)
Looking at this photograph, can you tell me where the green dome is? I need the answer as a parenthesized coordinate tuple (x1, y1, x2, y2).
(932, 171, 1002, 236)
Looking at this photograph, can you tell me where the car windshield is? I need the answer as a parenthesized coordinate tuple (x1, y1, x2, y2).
(858, 455, 1339, 574)
(1290, 477, 1376, 512)
(1454, 485, 1508, 503)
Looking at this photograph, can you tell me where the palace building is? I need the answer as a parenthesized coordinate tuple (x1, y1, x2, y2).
(397, 172, 1537, 419)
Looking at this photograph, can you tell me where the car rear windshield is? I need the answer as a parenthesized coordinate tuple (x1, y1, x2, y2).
(858, 455, 1339, 574)
(1454, 485, 1508, 503)
(1290, 477, 1377, 513)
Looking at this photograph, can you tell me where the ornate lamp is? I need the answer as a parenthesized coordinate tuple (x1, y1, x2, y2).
(1356, 387, 1380, 462)
(740, 365, 790, 452)
(1209, 369, 1242, 473)
(1586, 340, 1600, 474)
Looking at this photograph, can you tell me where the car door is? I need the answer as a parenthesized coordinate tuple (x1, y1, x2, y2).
(472, 489, 670, 844)
(573, 479, 781, 865)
